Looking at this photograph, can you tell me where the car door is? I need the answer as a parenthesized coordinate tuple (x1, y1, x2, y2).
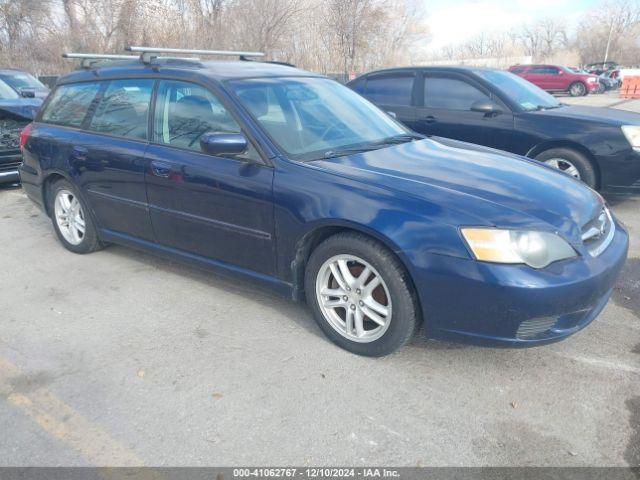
(544, 66, 564, 90)
(360, 72, 418, 130)
(144, 79, 275, 276)
(524, 66, 550, 90)
(415, 73, 515, 151)
(73, 78, 155, 241)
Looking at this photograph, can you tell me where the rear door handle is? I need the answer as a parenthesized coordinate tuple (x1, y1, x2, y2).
(150, 160, 171, 178)
(424, 115, 437, 124)
(70, 146, 88, 161)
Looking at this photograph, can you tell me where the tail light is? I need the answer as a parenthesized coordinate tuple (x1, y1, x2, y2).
(19, 122, 33, 151)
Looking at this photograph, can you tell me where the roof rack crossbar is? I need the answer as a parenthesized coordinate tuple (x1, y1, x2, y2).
(63, 52, 201, 68)
(63, 53, 141, 69)
(126, 46, 264, 64)
(63, 53, 140, 60)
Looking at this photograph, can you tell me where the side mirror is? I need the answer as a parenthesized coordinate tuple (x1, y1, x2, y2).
(200, 132, 248, 156)
(557, 70, 564, 75)
(470, 100, 502, 116)
(19, 88, 36, 98)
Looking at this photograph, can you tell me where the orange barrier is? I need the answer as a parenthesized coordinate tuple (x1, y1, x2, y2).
(620, 76, 640, 98)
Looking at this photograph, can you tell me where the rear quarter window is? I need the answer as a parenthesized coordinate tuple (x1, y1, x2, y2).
(41, 82, 101, 127)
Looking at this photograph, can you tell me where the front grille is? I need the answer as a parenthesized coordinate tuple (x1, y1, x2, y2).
(516, 316, 557, 339)
(581, 207, 614, 257)
(0, 159, 21, 173)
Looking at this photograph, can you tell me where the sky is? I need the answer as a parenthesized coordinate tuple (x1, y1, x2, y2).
(423, 0, 599, 51)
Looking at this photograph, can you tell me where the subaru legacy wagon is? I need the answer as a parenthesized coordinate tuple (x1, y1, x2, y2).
(19, 53, 628, 356)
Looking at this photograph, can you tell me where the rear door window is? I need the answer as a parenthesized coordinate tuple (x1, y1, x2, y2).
(40, 82, 101, 127)
(88, 79, 154, 140)
(363, 74, 414, 106)
(424, 77, 489, 110)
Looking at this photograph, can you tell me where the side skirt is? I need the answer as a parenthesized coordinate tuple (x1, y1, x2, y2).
(99, 229, 294, 299)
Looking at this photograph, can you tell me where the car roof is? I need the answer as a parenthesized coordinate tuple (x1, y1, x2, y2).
(351, 65, 503, 79)
(57, 58, 321, 85)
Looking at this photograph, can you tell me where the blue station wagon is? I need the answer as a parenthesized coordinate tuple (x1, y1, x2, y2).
(19, 49, 629, 356)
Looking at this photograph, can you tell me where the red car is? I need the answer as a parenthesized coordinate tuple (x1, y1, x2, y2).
(508, 64, 600, 96)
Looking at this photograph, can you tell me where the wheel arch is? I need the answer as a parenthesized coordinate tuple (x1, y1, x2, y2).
(289, 221, 421, 316)
(42, 171, 72, 217)
(525, 140, 601, 189)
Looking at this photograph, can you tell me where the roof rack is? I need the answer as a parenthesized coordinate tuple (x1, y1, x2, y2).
(63, 51, 201, 68)
(63, 53, 140, 69)
(126, 46, 264, 64)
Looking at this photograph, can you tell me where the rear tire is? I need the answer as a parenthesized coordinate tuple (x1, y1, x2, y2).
(535, 147, 597, 189)
(48, 178, 104, 254)
(568, 82, 586, 97)
(304, 232, 419, 357)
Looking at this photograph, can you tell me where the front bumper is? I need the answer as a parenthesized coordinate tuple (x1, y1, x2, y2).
(413, 221, 629, 347)
(586, 81, 600, 92)
(599, 147, 640, 194)
(0, 150, 21, 184)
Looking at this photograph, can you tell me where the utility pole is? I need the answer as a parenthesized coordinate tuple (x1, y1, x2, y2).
(603, 19, 615, 70)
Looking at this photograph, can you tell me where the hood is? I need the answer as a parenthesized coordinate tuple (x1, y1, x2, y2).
(313, 138, 603, 244)
(0, 97, 42, 120)
(530, 104, 640, 126)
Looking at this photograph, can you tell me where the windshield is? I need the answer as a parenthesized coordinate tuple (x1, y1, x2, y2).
(473, 69, 560, 111)
(229, 77, 409, 160)
(0, 79, 19, 100)
(0, 72, 47, 91)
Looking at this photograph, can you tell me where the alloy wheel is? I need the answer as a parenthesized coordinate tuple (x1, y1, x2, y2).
(54, 189, 86, 245)
(543, 158, 581, 179)
(315, 254, 392, 343)
(570, 83, 585, 96)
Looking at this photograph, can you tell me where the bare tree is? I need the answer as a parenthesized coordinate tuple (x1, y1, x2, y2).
(0, 0, 427, 75)
(575, 0, 640, 64)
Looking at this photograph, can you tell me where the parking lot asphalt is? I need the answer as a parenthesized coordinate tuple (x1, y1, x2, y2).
(1, 96, 639, 467)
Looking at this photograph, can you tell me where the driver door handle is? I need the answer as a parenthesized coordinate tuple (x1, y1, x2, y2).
(150, 160, 171, 178)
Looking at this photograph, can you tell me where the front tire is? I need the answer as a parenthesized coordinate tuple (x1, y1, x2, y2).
(48, 179, 104, 254)
(304, 232, 418, 356)
(535, 147, 597, 189)
(568, 82, 586, 97)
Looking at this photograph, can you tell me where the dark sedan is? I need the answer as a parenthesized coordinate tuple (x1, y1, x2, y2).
(348, 67, 640, 193)
(0, 69, 50, 99)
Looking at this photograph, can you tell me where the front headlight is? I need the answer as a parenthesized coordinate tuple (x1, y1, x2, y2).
(622, 125, 640, 150)
(461, 228, 577, 269)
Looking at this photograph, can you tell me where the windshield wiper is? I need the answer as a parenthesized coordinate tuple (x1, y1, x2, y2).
(534, 104, 562, 111)
(323, 133, 424, 159)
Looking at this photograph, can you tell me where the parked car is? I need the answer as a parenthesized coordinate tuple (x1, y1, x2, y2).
(0, 69, 50, 99)
(586, 61, 619, 76)
(348, 66, 640, 192)
(20, 55, 628, 356)
(599, 71, 621, 90)
(0, 79, 42, 185)
(508, 64, 599, 96)
(568, 67, 608, 94)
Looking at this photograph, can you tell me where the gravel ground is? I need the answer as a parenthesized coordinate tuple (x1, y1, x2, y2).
(0, 95, 638, 467)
